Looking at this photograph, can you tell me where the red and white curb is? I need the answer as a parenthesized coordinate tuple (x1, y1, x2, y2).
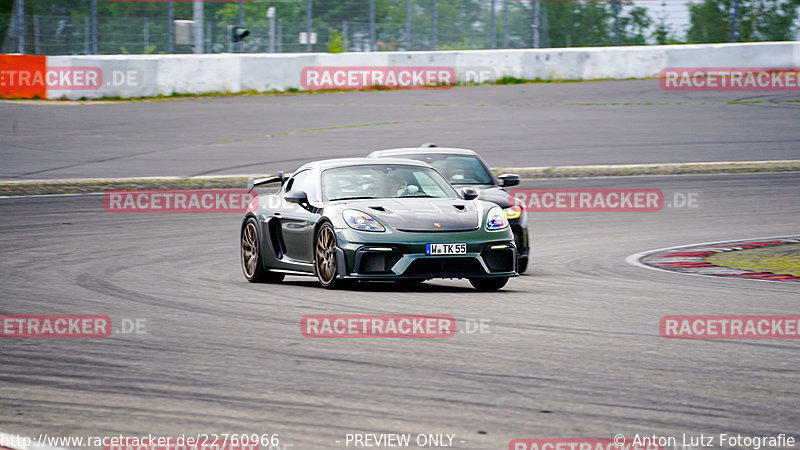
(626, 235, 800, 283)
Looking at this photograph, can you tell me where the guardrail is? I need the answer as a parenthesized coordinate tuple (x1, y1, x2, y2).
(1, 42, 799, 100)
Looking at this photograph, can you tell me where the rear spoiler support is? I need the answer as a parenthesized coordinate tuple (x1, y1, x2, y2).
(247, 171, 285, 192)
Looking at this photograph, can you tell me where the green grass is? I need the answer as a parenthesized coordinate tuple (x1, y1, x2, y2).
(708, 244, 800, 276)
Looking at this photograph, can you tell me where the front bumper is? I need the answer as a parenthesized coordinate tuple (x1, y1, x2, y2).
(334, 227, 518, 280)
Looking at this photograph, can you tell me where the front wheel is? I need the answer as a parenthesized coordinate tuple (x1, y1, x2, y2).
(315, 223, 350, 289)
(469, 277, 509, 291)
(241, 218, 284, 283)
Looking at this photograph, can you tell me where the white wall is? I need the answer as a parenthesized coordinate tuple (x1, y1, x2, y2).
(45, 42, 800, 100)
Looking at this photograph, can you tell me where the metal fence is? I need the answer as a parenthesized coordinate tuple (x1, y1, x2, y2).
(0, 0, 783, 56)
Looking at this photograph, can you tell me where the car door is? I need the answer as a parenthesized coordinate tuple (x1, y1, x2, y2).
(279, 169, 320, 264)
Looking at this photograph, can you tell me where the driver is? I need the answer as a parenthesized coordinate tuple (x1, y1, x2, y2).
(387, 174, 408, 197)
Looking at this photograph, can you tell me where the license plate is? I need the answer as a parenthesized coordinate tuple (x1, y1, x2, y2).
(425, 243, 467, 255)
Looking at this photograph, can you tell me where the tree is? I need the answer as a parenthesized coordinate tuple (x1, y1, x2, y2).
(687, 0, 800, 43)
(543, 1, 650, 47)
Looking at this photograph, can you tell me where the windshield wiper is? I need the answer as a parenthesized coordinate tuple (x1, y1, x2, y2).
(332, 196, 378, 201)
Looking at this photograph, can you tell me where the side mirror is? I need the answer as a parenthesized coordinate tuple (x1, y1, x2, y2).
(460, 187, 479, 201)
(498, 174, 520, 187)
(284, 190, 309, 205)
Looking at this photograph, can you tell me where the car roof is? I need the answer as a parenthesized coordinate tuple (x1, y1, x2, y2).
(367, 147, 479, 158)
(296, 157, 435, 172)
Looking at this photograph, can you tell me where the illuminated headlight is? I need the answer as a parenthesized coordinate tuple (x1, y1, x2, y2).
(485, 206, 509, 230)
(504, 205, 522, 220)
(343, 209, 385, 232)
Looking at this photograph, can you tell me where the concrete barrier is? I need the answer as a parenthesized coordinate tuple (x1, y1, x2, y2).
(2, 42, 797, 99)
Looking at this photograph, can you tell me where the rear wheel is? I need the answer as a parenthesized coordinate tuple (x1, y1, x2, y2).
(469, 277, 509, 291)
(241, 218, 284, 283)
(315, 223, 350, 289)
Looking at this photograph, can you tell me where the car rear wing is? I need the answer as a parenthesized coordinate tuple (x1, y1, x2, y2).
(247, 172, 286, 192)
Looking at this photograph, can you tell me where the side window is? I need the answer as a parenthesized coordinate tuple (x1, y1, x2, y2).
(286, 170, 318, 202)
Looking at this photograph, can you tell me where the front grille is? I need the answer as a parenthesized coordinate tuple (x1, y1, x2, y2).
(354, 248, 403, 274)
(482, 248, 515, 272)
(404, 257, 485, 277)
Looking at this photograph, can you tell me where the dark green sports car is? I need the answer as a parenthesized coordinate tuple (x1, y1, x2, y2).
(241, 158, 518, 290)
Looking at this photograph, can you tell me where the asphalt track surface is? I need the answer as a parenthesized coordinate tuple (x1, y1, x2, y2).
(1, 82, 799, 449)
(1, 80, 800, 180)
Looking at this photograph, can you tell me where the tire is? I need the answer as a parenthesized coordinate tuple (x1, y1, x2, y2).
(314, 222, 350, 289)
(517, 257, 529, 274)
(469, 277, 509, 291)
(241, 218, 284, 283)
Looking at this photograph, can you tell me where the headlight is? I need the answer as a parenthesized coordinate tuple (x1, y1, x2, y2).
(343, 209, 385, 232)
(504, 205, 522, 220)
(485, 206, 509, 230)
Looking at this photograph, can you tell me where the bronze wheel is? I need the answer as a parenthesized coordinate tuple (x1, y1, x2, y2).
(241, 221, 259, 279)
(241, 218, 284, 283)
(315, 223, 349, 289)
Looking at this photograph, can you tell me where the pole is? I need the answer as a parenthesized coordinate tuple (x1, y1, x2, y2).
(167, 2, 174, 54)
(193, 0, 204, 54)
(405, 0, 411, 50)
(236, 1, 244, 52)
(490, 0, 496, 48)
(729, 0, 740, 42)
(16, 0, 25, 54)
(503, 0, 508, 47)
(34, 14, 40, 54)
(306, 0, 312, 52)
(144, 18, 149, 52)
(84, 16, 90, 54)
(531, 1, 539, 48)
(612, 1, 620, 45)
(369, 0, 376, 51)
(431, 0, 437, 50)
(269, 10, 276, 53)
(90, 0, 97, 54)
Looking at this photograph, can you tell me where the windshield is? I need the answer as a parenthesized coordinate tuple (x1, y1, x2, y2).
(322, 164, 459, 201)
(391, 154, 495, 185)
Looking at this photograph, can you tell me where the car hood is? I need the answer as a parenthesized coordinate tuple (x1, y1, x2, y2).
(344, 198, 480, 232)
